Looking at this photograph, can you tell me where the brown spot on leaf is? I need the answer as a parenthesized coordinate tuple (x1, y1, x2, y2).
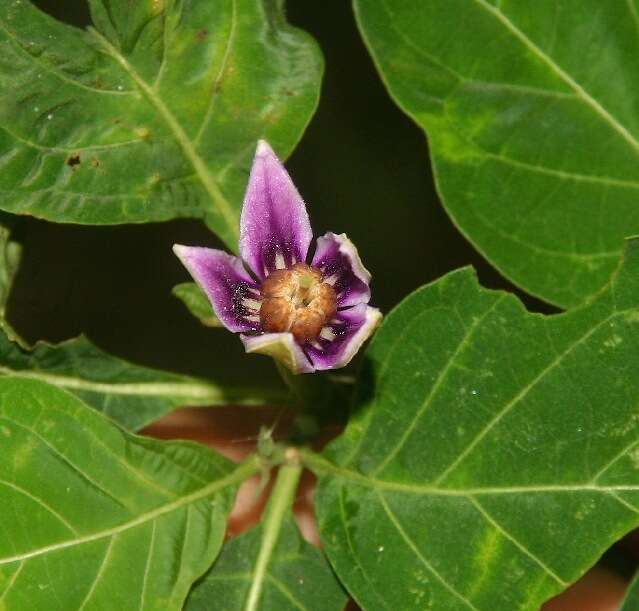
(196, 29, 209, 41)
(91, 157, 100, 168)
(66, 153, 81, 169)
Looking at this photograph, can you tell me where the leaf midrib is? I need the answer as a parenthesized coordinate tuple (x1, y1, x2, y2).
(471, 0, 639, 156)
(374, 0, 639, 157)
(433, 310, 620, 485)
(0, 363, 291, 407)
(305, 451, 639, 499)
(88, 28, 239, 243)
(357, 303, 627, 485)
(0, 19, 132, 97)
(370, 295, 506, 476)
(376, 490, 481, 611)
(0, 456, 259, 566)
(0, 364, 268, 400)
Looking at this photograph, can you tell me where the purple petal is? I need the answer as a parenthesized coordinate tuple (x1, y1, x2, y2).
(312, 232, 371, 308)
(239, 140, 313, 279)
(305, 304, 382, 371)
(241, 332, 315, 374)
(173, 245, 261, 333)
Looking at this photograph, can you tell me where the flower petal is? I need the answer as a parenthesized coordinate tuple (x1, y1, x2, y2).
(241, 332, 315, 374)
(173, 245, 261, 333)
(312, 232, 371, 308)
(239, 140, 313, 279)
(306, 304, 382, 371)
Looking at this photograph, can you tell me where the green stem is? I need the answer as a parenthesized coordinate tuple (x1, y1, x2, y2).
(244, 461, 303, 611)
(298, 447, 336, 476)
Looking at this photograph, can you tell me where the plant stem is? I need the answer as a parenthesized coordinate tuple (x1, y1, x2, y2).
(244, 461, 303, 611)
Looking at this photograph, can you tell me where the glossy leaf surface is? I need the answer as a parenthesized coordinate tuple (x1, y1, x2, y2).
(0, 0, 322, 248)
(354, 0, 639, 306)
(313, 239, 639, 610)
(0, 377, 259, 611)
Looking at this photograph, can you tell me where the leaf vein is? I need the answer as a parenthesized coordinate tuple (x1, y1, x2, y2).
(0, 21, 133, 97)
(468, 495, 567, 586)
(0, 560, 23, 602)
(89, 29, 239, 242)
(370, 294, 506, 476)
(266, 574, 309, 611)
(471, 0, 639, 156)
(194, 0, 237, 145)
(0, 457, 257, 566)
(77, 535, 116, 611)
(139, 520, 157, 611)
(433, 311, 622, 485)
(377, 490, 480, 611)
(0, 479, 78, 536)
(591, 437, 639, 484)
(0, 415, 134, 508)
(338, 486, 392, 611)
(478, 147, 639, 192)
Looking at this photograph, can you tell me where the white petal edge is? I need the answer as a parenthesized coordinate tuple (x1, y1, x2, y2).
(315, 232, 372, 285)
(315, 306, 383, 371)
(240, 332, 315, 374)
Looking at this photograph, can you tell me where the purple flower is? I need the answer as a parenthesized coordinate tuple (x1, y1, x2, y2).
(173, 141, 382, 374)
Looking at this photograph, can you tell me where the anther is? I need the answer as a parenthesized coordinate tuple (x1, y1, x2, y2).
(259, 264, 337, 343)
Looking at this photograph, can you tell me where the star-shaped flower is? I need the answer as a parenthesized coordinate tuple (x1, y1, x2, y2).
(173, 141, 382, 374)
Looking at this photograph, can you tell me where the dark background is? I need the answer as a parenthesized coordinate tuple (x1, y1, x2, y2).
(12, 0, 551, 385)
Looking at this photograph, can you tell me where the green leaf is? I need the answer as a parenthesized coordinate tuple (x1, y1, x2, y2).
(308, 238, 639, 610)
(187, 466, 347, 611)
(354, 0, 639, 307)
(621, 571, 639, 611)
(0, 330, 291, 431)
(0, 376, 260, 611)
(172, 282, 222, 328)
(0, 0, 322, 248)
(187, 518, 346, 611)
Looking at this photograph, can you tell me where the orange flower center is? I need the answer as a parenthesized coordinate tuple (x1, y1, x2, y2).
(259, 263, 337, 343)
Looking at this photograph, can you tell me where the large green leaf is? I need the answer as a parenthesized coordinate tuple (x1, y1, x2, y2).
(308, 238, 639, 610)
(354, 0, 639, 307)
(0, 330, 290, 430)
(187, 518, 346, 611)
(0, 376, 260, 611)
(0, 0, 322, 248)
(187, 464, 346, 611)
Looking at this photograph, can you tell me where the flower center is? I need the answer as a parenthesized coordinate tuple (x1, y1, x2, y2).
(259, 263, 337, 343)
